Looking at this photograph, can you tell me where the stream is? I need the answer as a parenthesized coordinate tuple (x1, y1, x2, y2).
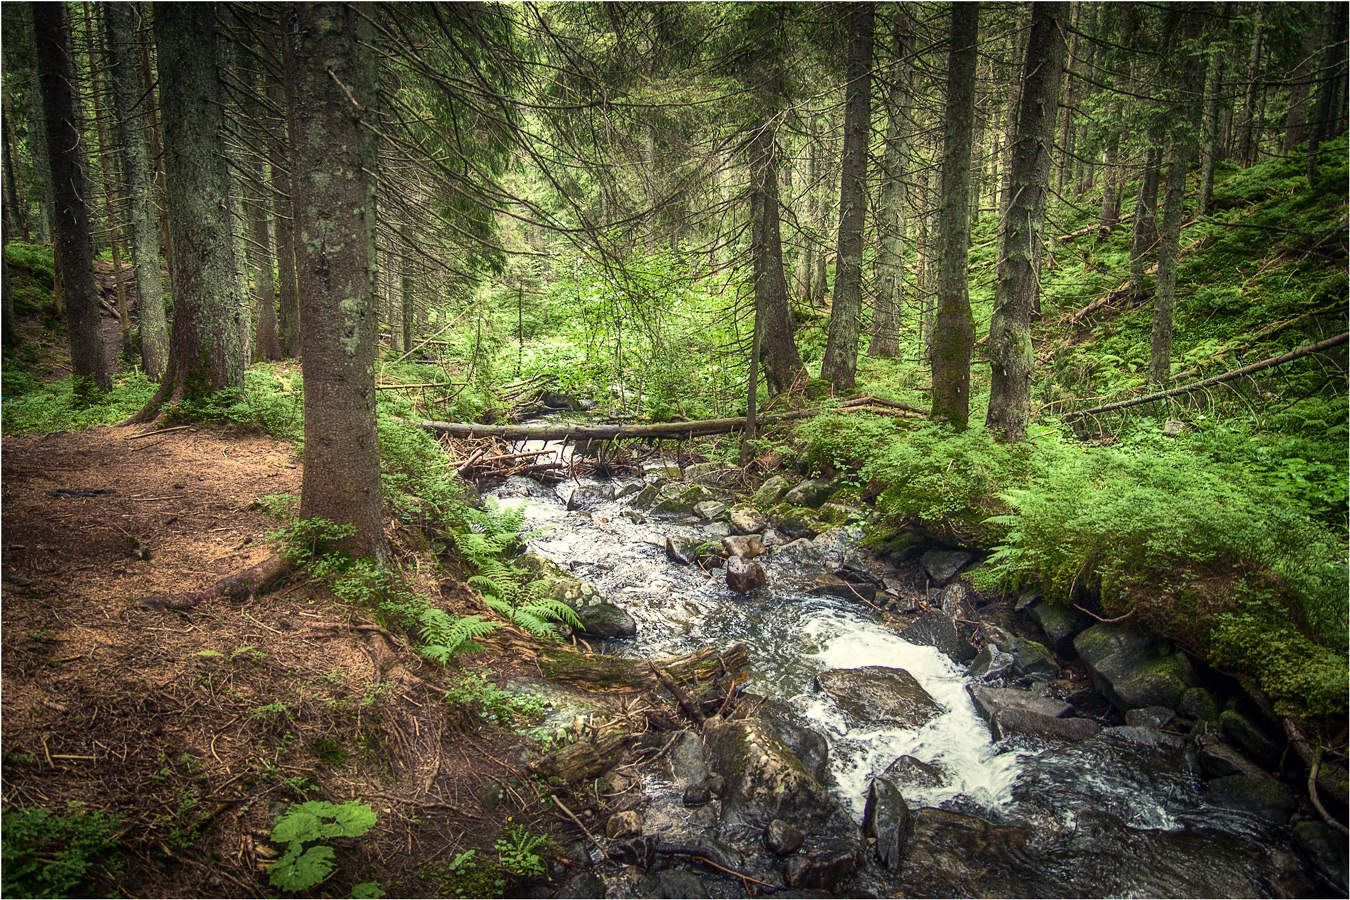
(488, 451, 1317, 897)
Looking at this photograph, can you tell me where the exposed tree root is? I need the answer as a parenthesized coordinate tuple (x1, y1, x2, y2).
(138, 553, 291, 610)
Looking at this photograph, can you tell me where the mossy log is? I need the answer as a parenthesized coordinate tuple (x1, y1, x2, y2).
(539, 642, 750, 699)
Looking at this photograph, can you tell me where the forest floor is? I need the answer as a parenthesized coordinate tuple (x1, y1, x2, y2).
(1, 424, 561, 897)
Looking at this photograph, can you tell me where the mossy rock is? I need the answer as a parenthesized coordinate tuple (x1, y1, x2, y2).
(752, 475, 790, 508)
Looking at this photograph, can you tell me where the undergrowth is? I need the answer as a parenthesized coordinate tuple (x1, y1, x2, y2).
(1, 802, 123, 898)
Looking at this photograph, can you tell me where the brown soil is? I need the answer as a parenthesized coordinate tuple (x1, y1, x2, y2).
(1, 425, 568, 898)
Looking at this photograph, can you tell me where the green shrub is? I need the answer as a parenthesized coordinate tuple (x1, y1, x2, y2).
(267, 800, 377, 893)
(4, 242, 55, 289)
(1, 802, 123, 898)
(1, 373, 157, 434)
(443, 672, 545, 727)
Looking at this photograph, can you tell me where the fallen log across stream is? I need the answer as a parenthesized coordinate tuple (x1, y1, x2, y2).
(412, 396, 926, 442)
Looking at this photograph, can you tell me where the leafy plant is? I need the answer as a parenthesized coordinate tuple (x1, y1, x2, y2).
(494, 824, 547, 878)
(268, 800, 377, 893)
(1, 802, 123, 898)
(443, 672, 546, 727)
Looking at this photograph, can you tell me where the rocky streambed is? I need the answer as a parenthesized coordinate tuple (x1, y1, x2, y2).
(486, 457, 1347, 898)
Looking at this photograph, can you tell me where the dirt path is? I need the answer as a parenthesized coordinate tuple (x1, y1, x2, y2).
(1, 426, 540, 897)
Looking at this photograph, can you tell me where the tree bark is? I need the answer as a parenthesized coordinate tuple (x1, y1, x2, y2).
(986, 2, 1068, 442)
(1149, 7, 1207, 387)
(289, 3, 386, 562)
(1283, 21, 1319, 153)
(267, 68, 301, 358)
(1197, 7, 1228, 217)
(132, 2, 245, 419)
(106, 2, 168, 380)
(33, 1, 109, 394)
(930, 3, 979, 429)
(869, 11, 912, 360)
(238, 54, 281, 362)
(1307, 6, 1348, 182)
(1236, 6, 1264, 168)
(1128, 136, 1163, 299)
(821, 2, 875, 391)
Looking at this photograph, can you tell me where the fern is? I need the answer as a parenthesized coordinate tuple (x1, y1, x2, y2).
(419, 609, 498, 662)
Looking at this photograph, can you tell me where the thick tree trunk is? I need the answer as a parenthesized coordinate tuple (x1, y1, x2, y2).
(1149, 9, 1207, 387)
(267, 72, 301, 358)
(930, 3, 979, 429)
(869, 11, 912, 360)
(986, 2, 1068, 442)
(33, 2, 108, 394)
(1283, 23, 1319, 153)
(106, 2, 167, 380)
(748, 117, 807, 394)
(289, 3, 386, 562)
(238, 58, 281, 362)
(1128, 135, 1163, 299)
(1307, 8, 1348, 182)
(136, 3, 245, 417)
(821, 3, 875, 391)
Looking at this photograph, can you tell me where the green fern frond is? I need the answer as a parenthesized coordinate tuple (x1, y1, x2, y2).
(521, 595, 583, 629)
(509, 609, 557, 638)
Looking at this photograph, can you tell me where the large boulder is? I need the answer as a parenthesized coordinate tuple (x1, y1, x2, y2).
(517, 553, 636, 638)
(753, 699, 832, 784)
(693, 500, 728, 522)
(919, 549, 972, 585)
(752, 475, 789, 507)
(815, 667, 942, 728)
(1073, 623, 1193, 711)
(882, 755, 946, 790)
(729, 507, 768, 535)
(722, 534, 765, 560)
(1026, 600, 1085, 656)
(1292, 820, 1349, 896)
(1205, 774, 1297, 825)
(634, 481, 719, 515)
(1218, 708, 1285, 770)
(982, 625, 1059, 680)
(899, 808, 1035, 897)
(634, 870, 708, 899)
(862, 776, 911, 871)
(782, 478, 837, 509)
(900, 610, 977, 664)
(968, 686, 1100, 743)
(727, 556, 766, 593)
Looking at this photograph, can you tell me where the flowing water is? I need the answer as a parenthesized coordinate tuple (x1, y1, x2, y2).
(489, 455, 1314, 896)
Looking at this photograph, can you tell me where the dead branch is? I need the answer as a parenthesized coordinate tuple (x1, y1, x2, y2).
(138, 554, 292, 611)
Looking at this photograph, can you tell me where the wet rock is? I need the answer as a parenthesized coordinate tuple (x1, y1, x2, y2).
(900, 610, 977, 664)
(815, 666, 942, 728)
(969, 645, 1016, 683)
(882, 755, 946, 790)
(1178, 685, 1220, 722)
(566, 484, 614, 510)
(1218, 708, 1285, 770)
(641, 461, 682, 481)
(1198, 739, 1267, 780)
(919, 549, 972, 585)
(783, 846, 861, 893)
(752, 475, 789, 507)
(938, 581, 977, 619)
(729, 506, 768, 535)
(614, 481, 645, 500)
(721, 534, 765, 559)
(799, 573, 861, 599)
(637, 481, 718, 514)
(726, 556, 766, 593)
(1205, 773, 1297, 825)
(769, 527, 865, 575)
(760, 528, 786, 549)
(559, 870, 606, 898)
(983, 625, 1059, 680)
(969, 686, 1099, 743)
(517, 553, 636, 638)
(635, 869, 708, 899)
(1027, 600, 1084, 656)
(693, 500, 728, 521)
(863, 776, 912, 871)
(900, 808, 1034, 897)
(1125, 706, 1176, 730)
(782, 478, 836, 509)
(754, 700, 832, 784)
(664, 535, 696, 565)
(1292, 820, 1349, 896)
(682, 782, 713, 806)
(666, 730, 708, 788)
(1073, 623, 1193, 711)
(765, 819, 804, 856)
(606, 809, 642, 838)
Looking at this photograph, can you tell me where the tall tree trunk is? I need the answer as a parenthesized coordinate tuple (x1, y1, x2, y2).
(84, 2, 132, 362)
(267, 70, 301, 357)
(1307, 7, 1348, 182)
(1099, 102, 1124, 231)
(239, 59, 281, 362)
(1236, 6, 1264, 168)
(930, 3, 979, 429)
(1197, 11, 1227, 218)
(136, 8, 174, 294)
(1283, 22, 1319, 153)
(2, 106, 28, 241)
(289, 3, 386, 562)
(986, 2, 1067, 442)
(33, 2, 108, 394)
(21, 5, 54, 245)
(821, 2, 875, 391)
(748, 122, 807, 394)
(795, 136, 817, 300)
(401, 250, 418, 353)
(1149, 8, 1207, 387)
(106, 2, 167, 379)
(1129, 134, 1163, 299)
(869, 10, 912, 360)
(1055, 1, 1082, 194)
(131, 2, 244, 420)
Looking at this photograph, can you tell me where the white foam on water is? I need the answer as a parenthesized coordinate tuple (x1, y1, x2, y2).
(792, 606, 1022, 818)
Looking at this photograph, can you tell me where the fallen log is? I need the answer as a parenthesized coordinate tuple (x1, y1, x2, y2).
(413, 397, 926, 442)
(1063, 332, 1349, 422)
(139, 554, 291, 611)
